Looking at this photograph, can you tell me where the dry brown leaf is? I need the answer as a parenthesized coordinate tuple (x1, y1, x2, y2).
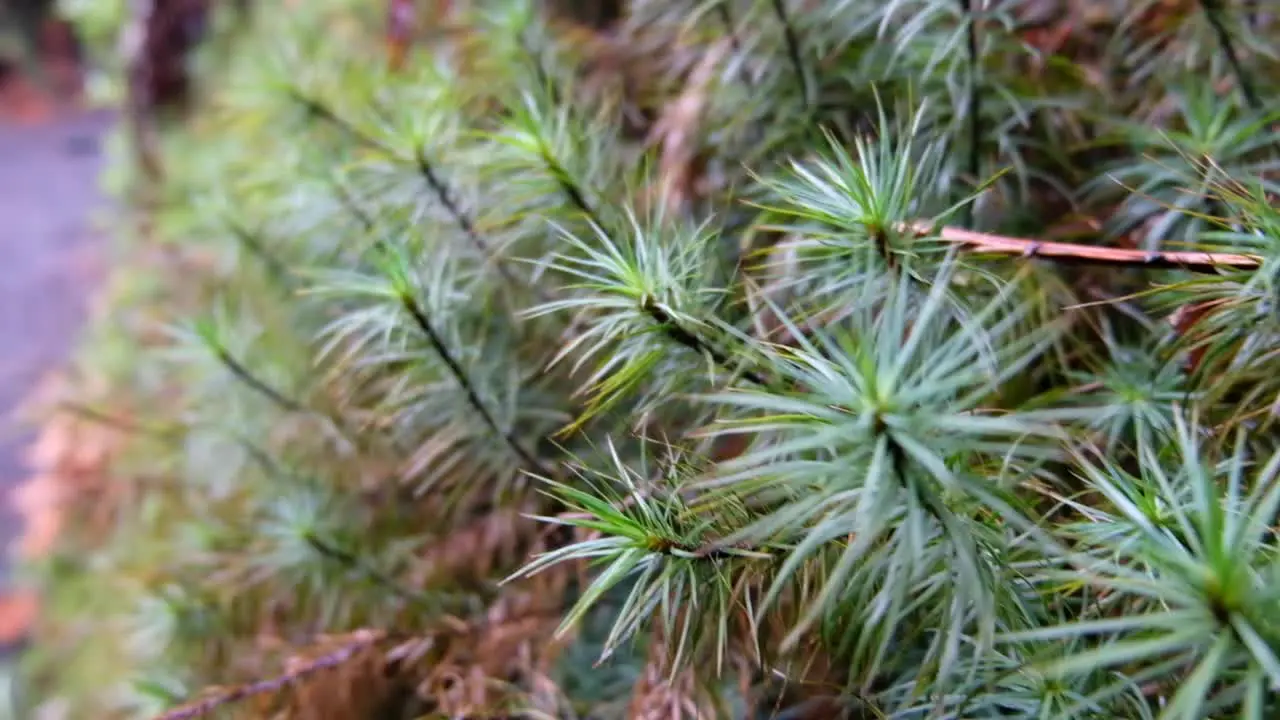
(6, 371, 131, 569)
(414, 505, 535, 584)
(645, 39, 730, 215)
(0, 590, 38, 646)
(627, 628, 716, 720)
(410, 579, 570, 718)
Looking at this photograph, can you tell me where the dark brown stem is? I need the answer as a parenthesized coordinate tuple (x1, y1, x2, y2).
(302, 532, 441, 608)
(330, 177, 377, 232)
(541, 146, 603, 229)
(1200, 0, 1261, 111)
(541, 154, 771, 385)
(769, 0, 810, 108)
(412, 144, 546, 299)
(298, 94, 538, 292)
(397, 292, 552, 477)
(959, 0, 981, 226)
(213, 348, 306, 413)
(714, 2, 756, 87)
(225, 219, 292, 287)
(642, 296, 769, 387)
(289, 88, 394, 153)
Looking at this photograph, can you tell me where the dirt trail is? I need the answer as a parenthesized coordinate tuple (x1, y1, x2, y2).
(0, 105, 111, 642)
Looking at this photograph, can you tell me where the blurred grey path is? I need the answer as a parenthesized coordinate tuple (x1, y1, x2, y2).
(0, 109, 110, 582)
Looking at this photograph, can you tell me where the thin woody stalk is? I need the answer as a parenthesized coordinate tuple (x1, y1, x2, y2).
(754, 224, 1260, 347)
(642, 297, 769, 387)
(330, 176, 378, 232)
(326, 180, 559, 475)
(226, 219, 292, 287)
(916, 222, 1261, 272)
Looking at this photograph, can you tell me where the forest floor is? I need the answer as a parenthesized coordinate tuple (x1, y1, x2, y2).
(0, 57, 108, 650)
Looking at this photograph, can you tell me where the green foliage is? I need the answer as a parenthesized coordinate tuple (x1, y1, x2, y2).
(24, 0, 1280, 718)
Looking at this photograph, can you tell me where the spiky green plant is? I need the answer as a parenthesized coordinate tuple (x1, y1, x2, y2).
(20, 1, 1280, 719)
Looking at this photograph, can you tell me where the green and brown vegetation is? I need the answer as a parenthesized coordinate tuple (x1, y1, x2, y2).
(16, 1, 1280, 717)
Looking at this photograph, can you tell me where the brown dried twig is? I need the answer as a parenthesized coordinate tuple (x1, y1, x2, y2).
(647, 39, 730, 215)
(748, 222, 1261, 347)
(917, 222, 1261, 272)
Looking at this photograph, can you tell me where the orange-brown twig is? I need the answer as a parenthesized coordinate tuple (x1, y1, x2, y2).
(747, 223, 1261, 347)
(913, 222, 1261, 273)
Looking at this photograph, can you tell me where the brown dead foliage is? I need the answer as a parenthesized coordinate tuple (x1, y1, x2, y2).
(626, 627, 727, 720)
(254, 573, 573, 719)
(645, 39, 729, 216)
(0, 590, 38, 647)
(1169, 298, 1233, 374)
(412, 504, 538, 587)
(153, 629, 389, 720)
(273, 630, 398, 719)
(9, 375, 128, 562)
(409, 582, 570, 718)
(0, 404, 98, 642)
(142, 540, 578, 718)
(1, 367, 136, 647)
(381, 526, 584, 717)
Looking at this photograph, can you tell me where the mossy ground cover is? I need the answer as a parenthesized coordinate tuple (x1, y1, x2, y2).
(17, 1, 1280, 718)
